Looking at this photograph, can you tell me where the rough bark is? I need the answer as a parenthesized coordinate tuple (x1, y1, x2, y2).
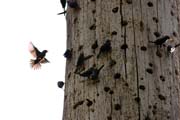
(63, 0, 180, 120)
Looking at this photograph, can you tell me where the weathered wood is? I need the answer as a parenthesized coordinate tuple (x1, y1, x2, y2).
(63, 0, 180, 120)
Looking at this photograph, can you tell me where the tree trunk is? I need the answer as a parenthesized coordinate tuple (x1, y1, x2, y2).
(63, 0, 180, 120)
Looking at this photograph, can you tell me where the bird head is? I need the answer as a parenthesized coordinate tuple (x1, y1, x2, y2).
(43, 50, 48, 53)
(165, 35, 174, 42)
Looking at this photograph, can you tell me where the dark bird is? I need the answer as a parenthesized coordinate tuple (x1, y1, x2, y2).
(67, 0, 80, 9)
(74, 53, 93, 73)
(57, 81, 65, 88)
(90, 65, 104, 80)
(79, 67, 94, 78)
(28, 42, 49, 70)
(149, 35, 172, 46)
(64, 49, 73, 59)
(60, 0, 66, 15)
(79, 65, 104, 80)
(167, 43, 180, 53)
(91, 40, 98, 53)
(97, 40, 112, 58)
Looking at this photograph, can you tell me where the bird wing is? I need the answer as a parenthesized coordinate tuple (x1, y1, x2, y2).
(60, 0, 66, 9)
(28, 42, 41, 58)
(40, 58, 49, 64)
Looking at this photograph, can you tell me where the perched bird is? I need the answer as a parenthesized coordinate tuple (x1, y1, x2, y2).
(67, 0, 80, 9)
(28, 42, 49, 70)
(79, 67, 94, 78)
(79, 65, 104, 80)
(167, 43, 180, 53)
(64, 49, 73, 59)
(97, 40, 112, 58)
(60, 0, 66, 15)
(90, 65, 104, 80)
(74, 53, 93, 73)
(57, 81, 65, 88)
(149, 35, 172, 46)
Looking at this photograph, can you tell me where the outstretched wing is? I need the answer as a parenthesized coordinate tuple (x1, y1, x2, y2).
(28, 42, 41, 58)
(40, 58, 50, 64)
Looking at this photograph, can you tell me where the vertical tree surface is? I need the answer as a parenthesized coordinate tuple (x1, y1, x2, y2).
(63, 0, 180, 119)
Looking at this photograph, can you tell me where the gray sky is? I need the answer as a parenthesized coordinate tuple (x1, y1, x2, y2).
(0, 0, 66, 119)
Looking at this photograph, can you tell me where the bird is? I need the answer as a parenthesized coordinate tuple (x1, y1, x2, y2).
(74, 53, 93, 73)
(67, 0, 80, 9)
(57, 81, 65, 88)
(79, 67, 94, 78)
(79, 65, 104, 80)
(60, 0, 66, 15)
(167, 43, 180, 53)
(97, 40, 112, 58)
(90, 65, 104, 80)
(28, 42, 49, 70)
(149, 35, 172, 46)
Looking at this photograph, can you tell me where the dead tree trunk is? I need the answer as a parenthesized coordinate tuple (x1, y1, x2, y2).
(63, 0, 180, 119)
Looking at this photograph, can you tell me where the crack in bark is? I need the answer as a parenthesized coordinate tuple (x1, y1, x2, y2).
(131, 1, 141, 120)
(120, 0, 128, 79)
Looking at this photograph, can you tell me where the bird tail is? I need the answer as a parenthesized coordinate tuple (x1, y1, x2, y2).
(30, 59, 41, 70)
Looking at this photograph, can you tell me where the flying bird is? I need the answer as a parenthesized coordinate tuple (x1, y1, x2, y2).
(149, 35, 172, 46)
(28, 42, 49, 70)
(167, 43, 180, 53)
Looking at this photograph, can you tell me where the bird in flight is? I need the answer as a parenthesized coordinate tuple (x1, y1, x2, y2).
(28, 42, 49, 70)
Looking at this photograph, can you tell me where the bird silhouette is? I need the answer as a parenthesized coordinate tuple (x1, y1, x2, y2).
(149, 35, 172, 46)
(28, 42, 49, 70)
(59, 0, 66, 15)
